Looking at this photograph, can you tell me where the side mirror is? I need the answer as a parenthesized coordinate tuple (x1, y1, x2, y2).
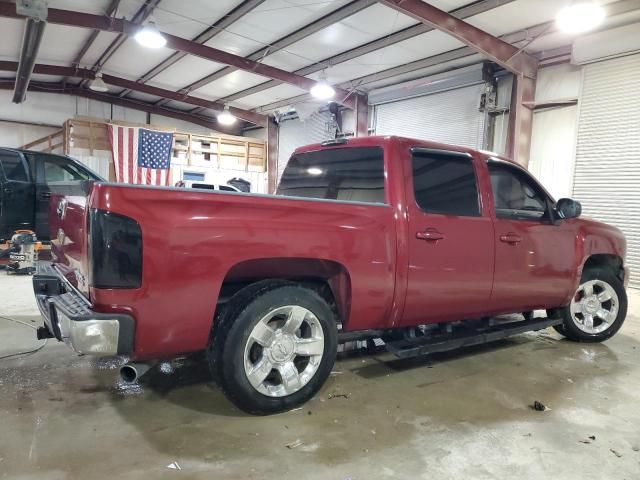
(556, 198, 582, 219)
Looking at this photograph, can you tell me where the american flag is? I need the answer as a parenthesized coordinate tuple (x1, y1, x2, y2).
(107, 124, 173, 186)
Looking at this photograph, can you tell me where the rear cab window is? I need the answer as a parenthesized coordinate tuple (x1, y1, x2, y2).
(277, 147, 386, 204)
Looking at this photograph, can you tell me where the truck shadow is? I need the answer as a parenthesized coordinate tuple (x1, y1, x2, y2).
(102, 328, 636, 466)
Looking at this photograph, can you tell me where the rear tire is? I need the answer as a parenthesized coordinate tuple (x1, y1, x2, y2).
(549, 267, 627, 343)
(208, 280, 338, 415)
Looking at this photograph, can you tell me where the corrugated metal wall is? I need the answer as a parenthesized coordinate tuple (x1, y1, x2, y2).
(573, 54, 640, 288)
(373, 84, 486, 149)
(277, 111, 334, 183)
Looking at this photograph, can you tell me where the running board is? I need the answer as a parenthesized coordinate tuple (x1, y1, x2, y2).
(385, 317, 562, 359)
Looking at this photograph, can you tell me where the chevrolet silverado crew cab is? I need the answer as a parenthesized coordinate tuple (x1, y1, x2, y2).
(33, 136, 629, 414)
(0, 147, 102, 241)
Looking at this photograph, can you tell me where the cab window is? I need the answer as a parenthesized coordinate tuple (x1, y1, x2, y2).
(411, 150, 480, 216)
(488, 162, 548, 220)
(278, 147, 385, 204)
(0, 151, 29, 182)
(42, 156, 93, 183)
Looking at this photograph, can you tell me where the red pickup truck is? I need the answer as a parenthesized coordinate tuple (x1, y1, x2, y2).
(33, 136, 629, 414)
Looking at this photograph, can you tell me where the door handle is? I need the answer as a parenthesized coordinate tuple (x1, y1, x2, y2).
(416, 228, 445, 241)
(40, 191, 51, 199)
(500, 233, 522, 244)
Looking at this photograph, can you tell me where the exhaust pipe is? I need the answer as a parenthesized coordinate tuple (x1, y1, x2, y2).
(119, 362, 152, 384)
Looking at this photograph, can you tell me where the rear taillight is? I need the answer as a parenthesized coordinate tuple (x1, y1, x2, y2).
(89, 209, 142, 289)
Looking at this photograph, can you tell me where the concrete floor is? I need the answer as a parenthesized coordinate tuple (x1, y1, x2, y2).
(1, 273, 639, 480)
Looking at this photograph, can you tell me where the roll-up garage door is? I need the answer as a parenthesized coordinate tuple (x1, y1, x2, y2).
(277, 111, 333, 183)
(373, 84, 486, 149)
(573, 54, 640, 288)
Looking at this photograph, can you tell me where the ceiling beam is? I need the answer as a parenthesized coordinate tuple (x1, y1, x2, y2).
(378, 0, 538, 78)
(0, 3, 355, 108)
(173, 0, 376, 110)
(78, 0, 161, 89)
(0, 61, 267, 126)
(90, 0, 161, 72)
(65, 0, 120, 74)
(0, 80, 233, 133)
(253, 16, 568, 113)
(119, 0, 266, 98)
(218, 0, 516, 104)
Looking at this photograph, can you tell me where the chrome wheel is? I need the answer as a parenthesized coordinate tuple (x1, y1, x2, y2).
(570, 279, 619, 334)
(243, 305, 325, 397)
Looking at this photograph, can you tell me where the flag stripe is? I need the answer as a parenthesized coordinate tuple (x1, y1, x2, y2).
(117, 126, 124, 183)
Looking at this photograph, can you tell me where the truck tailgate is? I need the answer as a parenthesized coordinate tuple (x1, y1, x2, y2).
(48, 181, 94, 298)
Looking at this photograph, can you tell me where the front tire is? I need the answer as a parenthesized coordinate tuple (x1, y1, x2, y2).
(550, 267, 627, 343)
(208, 280, 338, 415)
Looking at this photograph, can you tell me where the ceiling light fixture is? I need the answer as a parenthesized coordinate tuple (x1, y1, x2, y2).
(135, 21, 167, 48)
(556, 2, 606, 33)
(217, 105, 236, 126)
(310, 70, 335, 100)
(89, 72, 109, 92)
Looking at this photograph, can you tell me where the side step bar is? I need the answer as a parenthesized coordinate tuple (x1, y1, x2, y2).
(385, 317, 562, 359)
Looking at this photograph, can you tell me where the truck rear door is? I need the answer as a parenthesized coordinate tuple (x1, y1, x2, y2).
(400, 148, 495, 325)
(0, 149, 34, 239)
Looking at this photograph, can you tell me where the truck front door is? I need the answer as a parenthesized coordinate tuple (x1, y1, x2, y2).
(400, 148, 495, 326)
(27, 153, 97, 239)
(0, 150, 34, 239)
(487, 160, 577, 312)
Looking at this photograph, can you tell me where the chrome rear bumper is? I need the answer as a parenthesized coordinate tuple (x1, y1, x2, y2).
(32, 262, 134, 356)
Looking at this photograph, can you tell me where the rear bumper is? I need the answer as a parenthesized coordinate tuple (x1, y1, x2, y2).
(32, 262, 134, 356)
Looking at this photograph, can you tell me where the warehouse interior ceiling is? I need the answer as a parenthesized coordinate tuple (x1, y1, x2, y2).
(0, 0, 639, 129)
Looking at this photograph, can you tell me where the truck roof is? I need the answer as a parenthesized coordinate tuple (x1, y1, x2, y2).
(293, 135, 517, 165)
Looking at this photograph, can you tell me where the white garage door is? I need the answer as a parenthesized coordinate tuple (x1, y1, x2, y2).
(373, 84, 486, 149)
(573, 54, 640, 288)
(277, 111, 334, 183)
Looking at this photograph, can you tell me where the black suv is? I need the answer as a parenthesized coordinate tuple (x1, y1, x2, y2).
(0, 148, 103, 240)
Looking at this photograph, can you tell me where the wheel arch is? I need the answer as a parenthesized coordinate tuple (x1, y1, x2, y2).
(215, 257, 352, 328)
(582, 253, 625, 284)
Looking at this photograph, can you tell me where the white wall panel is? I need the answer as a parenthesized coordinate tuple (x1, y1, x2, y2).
(535, 64, 582, 103)
(0, 121, 60, 148)
(573, 54, 640, 288)
(572, 23, 640, 65)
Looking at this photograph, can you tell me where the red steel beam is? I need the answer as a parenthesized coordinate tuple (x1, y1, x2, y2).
(354, 93, 369, 137)
(379, 0, 538, 166)
(87, 0, 161, 72)
(506, 74, 535, 167)
(176, 0, 375, 111)
(218, 0, 516, 104)
(379, 0, 538, 78)
(120, 0, 266, 98)
(67, 0, 120, 69)
(0, 80, 235, 133)
(266, 117, 279, 194)
(0, 3, 355, 109)
(0, 60, 267, 126)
